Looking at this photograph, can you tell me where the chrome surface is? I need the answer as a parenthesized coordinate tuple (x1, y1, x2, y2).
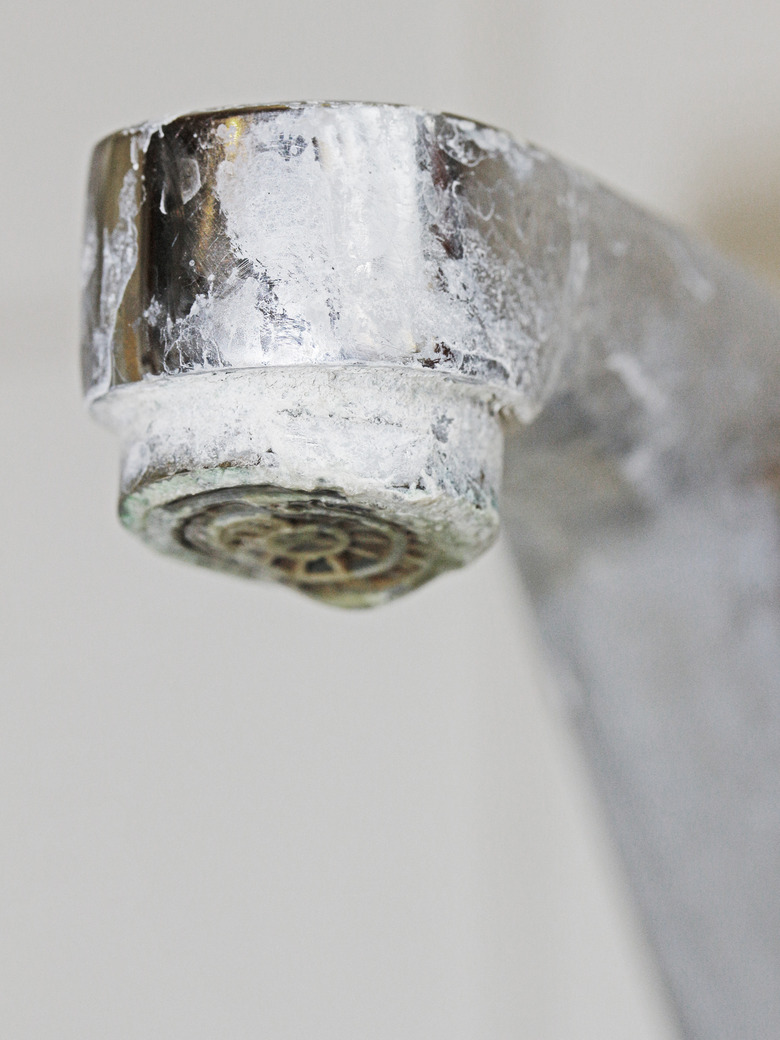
(82, 103, 572, 418)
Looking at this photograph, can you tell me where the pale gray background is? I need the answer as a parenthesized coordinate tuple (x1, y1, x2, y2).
(2, 1, 780, 1037)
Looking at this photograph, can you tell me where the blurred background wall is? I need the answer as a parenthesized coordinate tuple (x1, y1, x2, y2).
(2, 2, 779, 1037)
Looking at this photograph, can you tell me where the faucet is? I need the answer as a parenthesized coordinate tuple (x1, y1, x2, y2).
(82, 102, 780, 1040)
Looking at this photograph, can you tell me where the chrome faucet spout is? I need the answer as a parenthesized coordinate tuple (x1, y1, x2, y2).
(83, 101, 780, 1040)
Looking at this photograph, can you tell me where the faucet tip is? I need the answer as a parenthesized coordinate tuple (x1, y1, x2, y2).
(157, 484, 443, 608)
(103, 367, 504, 607)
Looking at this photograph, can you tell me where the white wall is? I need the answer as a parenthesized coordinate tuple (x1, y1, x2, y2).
(3, 2, 780, 1036)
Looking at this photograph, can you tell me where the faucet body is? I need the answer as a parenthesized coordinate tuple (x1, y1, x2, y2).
(83, 103, 780, 1039)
